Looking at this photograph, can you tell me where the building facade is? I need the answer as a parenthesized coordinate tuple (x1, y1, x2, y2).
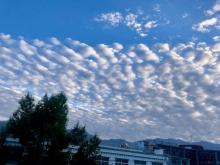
(144, 141, 220, 165)
(69, 145, 170, 165)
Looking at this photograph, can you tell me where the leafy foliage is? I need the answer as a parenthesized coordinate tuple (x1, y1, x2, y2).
(8, 93, 35, 145)
(6, 92, 100, 165)
(0, 127, 7, 164)
(69, 124, 101, 165)
(7, 93, 69, 164)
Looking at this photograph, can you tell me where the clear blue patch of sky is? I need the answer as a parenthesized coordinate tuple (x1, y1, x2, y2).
(0, 0, 218, 45)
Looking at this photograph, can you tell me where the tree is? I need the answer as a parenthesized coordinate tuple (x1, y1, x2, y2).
(69, 124, 101, 165)
(7, 93, 69, 164)
(69, 123, 87, 145)
(31, 93, 69, 164)
(8, 93, 35, 145)
(6, 92, 101, 165)
(0, 127, 7, 164)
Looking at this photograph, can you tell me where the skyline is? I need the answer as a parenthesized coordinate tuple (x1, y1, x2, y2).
(0, 0, 220, 142)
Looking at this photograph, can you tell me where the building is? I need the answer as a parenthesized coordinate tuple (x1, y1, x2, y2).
(4, 138, 190, 165)
(144, 140, 220, 165)
(5, 138, 171, 165)
(69, 144, 169, 165)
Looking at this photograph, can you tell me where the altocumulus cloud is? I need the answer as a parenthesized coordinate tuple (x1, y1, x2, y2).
(95, 11, 158, 37)
(1, 34, 220, 141)
(193, 0, 220, 33)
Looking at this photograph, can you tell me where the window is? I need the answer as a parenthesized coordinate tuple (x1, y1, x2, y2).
(96, 156, 109, 165)
(115, 158, 129, 165)
(134, 160, 146, 165)
(152, 163, 163, 165)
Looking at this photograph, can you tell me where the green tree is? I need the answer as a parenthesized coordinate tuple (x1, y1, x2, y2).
(8, 93, 35, 145)
(7, 93, 69, 164)
(69, 124, 101, 165)
(7, 92, 101, 165)
(0, 127, 7, 165)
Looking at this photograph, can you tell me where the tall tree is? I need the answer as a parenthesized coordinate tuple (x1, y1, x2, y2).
(6, 92, 101, 165)
(7, 93, 69, 164)
(0, 127, 7, 165)
(7, 93, 35, 146)
(69, 124, 101, 165)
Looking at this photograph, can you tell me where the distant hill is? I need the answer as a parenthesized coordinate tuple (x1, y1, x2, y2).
(101, 139, 138, 148)
(191, 141, 220, 150)
(151, 138, 220, 150)
(0, 121, 7, 129)
(101, 138, 220, 151)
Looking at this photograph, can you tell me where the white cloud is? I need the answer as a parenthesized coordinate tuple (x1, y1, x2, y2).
(182, 13, 189, 19)
(212, 42, 220, 52)
(192, 17, 218, 32)
(155, 43, 170, 53)
(206, 0, 220, 16)
(19, 40, 36, 55)
(193, 1, 220, 33)
(213, 36, 220, 41)
(191, 111, 203, 119)
(0, 115, 9, 121)
(144, 21, 158, 29)
(94, 12, 123, 26)
(2, 34, 220, 142)
(213, 1, 220, 13)
(95, 11, 158, 37)
(135, 44, 160, 63)
(49, 37, 61, 45)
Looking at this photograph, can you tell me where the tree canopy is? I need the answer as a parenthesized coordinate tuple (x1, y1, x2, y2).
(69, 124, 100, 165)
(5, 92, 100, 165)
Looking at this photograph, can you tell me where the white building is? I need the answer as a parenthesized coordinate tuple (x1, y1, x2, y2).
(5, 138, 170, 165)
(69, 144, 169, 165)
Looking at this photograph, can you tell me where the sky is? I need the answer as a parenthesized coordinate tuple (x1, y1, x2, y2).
(0, 0, 220, 142)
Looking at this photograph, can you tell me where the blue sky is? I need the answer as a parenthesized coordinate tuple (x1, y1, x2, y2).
(0, 0, 218, 44)
(1, 0, 220, 142)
